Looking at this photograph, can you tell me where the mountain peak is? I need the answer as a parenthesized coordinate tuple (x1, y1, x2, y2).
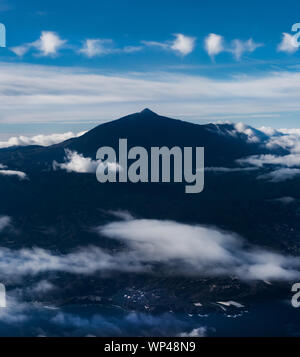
(140, 108, 158, 116)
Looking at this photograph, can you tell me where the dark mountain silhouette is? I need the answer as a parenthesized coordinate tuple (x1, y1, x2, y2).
(0, 109, 284, 172)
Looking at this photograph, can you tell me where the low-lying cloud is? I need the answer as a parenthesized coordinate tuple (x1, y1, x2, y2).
(99, 218, 300, 281)
(0, 167, 27, 180)
(0, 216, 10, 232)
(0, 294, 206, 336)
(53, 150, 120, 174)
(0, 131, 86, 149)
(0, 217, 297, 282)
(226, 123, 300, 181)
(257, 168, 300, 182)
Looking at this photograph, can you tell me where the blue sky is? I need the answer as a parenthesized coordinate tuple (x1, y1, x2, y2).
(0, 0, 300, 138)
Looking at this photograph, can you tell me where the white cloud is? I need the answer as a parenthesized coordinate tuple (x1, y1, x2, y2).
(257, 168, 300, 182)
(106, 210, 135, 221)
(205, 166, 257, 173)
(278, 33, 298, 54)
(238, 154, 300, 168)
(230, 38, 263, 61)
(0, 131, 86, 148)
(141, 40, 168, 49)
(0, 169, 27, 180)
(232, 122, 264, 143)
(0, 217, 298, 281)
(53, 149, 121, 174)
(79, 39, 114, 58)
(170, 34, 196, 55)
(53, 150, 98, 173)
(10, 44, 30, 57)
(272, 197, 295, 204)
(234, 124, 300, 181)
(32, 31, 66, 56)
(236, 128, 300, 169)
(0, 245, 143, 278)
(99, 218, 300, 281)
(122, 45, 143, 53)
(204, 35, 262, 61)
(11, 31, 66, 57)
(143, 33, 196, 56)
(204, 33, 223, 59)
(179, 327, 207, 337)
(79, 39, 143, 58)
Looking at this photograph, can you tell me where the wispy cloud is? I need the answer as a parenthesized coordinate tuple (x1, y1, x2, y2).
(143, 33, 196, 56)
(257, 168, 300, 182)
(79, 38, 142, 58)
(204, 34, 262, 61)
(78, 38, 142, 58)
(79, 39, 115, 57)
(230, 38, 263, 61)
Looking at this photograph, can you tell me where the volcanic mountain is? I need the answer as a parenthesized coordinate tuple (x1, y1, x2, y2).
(0, 109, 298, 314)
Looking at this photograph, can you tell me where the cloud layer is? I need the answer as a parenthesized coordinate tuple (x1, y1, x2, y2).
(0, 217, 297, 282)
(236, 125, 300, 181)
(0, 294, 206, 337)
(1, 63, 300, 123)
(98, 218, 300, 281)
(0, 131, 86, 148)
